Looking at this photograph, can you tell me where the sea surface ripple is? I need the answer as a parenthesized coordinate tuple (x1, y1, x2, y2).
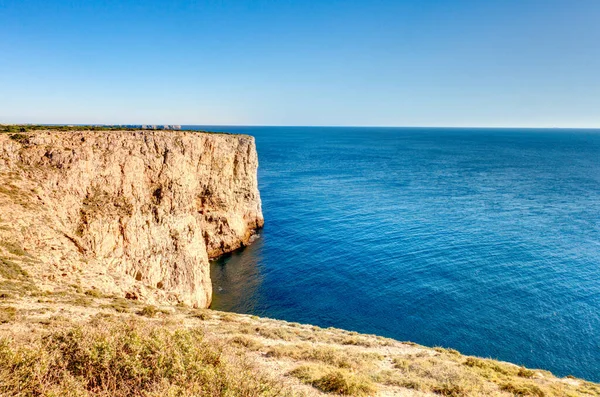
(189, 126, 600, 381)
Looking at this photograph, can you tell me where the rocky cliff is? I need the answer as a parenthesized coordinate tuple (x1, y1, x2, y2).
(0, 129, 263, 308)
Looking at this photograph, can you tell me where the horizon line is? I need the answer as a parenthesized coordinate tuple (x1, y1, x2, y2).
(2, 122, 600, 130)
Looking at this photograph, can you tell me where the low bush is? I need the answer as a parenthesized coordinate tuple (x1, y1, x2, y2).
(137, 305, 159, 317)
(518, 367, 536, 378)
(190, 308, 210, 320)
(313, 370, 376, 396)
(102, 297, 136, 313)
(500, 382, 545, 396)
(0, 306, 17, 323)
(289, 365, 376, 396)
(229, 335, 263, 351)
(266, 343, 378, 370)
(0, 318, 288, 396)
(84, 289, 103, 298)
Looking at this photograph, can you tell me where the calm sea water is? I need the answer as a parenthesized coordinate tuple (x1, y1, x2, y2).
(188, 126, 600, 381)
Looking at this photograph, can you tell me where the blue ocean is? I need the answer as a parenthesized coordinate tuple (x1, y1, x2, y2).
(189, 126, 600, 381)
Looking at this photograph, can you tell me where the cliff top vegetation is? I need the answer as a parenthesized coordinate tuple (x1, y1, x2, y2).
(1, 285, 599, 396)
(0, 124, 239, 136)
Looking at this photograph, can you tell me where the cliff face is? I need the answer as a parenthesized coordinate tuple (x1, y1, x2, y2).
(0, 130, 263, 308)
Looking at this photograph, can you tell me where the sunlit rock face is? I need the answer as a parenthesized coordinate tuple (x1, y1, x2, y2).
(0, 130, 263, 308)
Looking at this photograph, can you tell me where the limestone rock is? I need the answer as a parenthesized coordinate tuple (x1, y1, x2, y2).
(0, 130, 263, 308)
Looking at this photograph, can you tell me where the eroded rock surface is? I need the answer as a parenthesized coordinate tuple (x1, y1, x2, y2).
(0, 130, 263, 307)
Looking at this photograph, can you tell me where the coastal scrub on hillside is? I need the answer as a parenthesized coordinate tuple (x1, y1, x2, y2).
(1, 288, 599, 396)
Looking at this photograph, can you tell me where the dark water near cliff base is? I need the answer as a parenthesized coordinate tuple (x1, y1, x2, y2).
(190, 126, 600, 381)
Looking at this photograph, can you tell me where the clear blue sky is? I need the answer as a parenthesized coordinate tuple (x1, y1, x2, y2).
(1, 0, 599, 127)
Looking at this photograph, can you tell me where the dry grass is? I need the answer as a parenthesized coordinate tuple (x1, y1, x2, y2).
(381, 353, 489, 395)
(195, 313, 600, 396)
(0, 279, 39, 296)
(255, 326, 304, 341)
(266, 343, 380, 371)
(0, 294, 598, 397)
(369, 350, 600, 397)
(313, 328, 389, 348)
(234, 322, 388, 348)
(0, 317, 292, 397)
(0, 257, 29, 280)
(102, 297, 138, 313)
(0, 241, 33, 258)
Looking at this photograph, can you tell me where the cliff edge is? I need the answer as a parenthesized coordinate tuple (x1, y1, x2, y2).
(0, 129, 263, 308)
